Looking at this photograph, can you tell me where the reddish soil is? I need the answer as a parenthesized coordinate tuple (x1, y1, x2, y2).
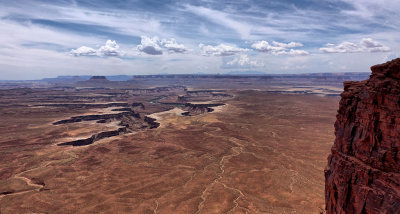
(0, 85, 338, 213)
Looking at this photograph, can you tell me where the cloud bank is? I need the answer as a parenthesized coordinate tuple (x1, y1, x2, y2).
(226, 54, 264, 68)
(71, 40, 123, 57)
(137, 36, 163, 55)
(137, 36, 188, 55)
(1, 0, 399, 79)
(160, 38, 188, 53)
(199, 43, 248, 56)
(320, 38, 391, 53)
(251, 41, 309, 56)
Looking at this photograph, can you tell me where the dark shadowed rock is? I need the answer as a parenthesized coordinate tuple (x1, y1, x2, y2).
(58, 127, 127, 146)
(144, 116, 160, 129)
(52, 110, 140, 125)
(76, 76, 110, 87)
(89, 76, 108, 81)
(182, 103, 224, 116)
(325, 58, 400, 213)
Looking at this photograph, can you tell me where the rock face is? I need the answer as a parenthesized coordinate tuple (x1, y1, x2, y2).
(58, 127, 127, 146)
(53, 110, 140, 125)
(144, 116, 160, 129)
(325, 58, 400, 213)
(182, 103, 224, 116)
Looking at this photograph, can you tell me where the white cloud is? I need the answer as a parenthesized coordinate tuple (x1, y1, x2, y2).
(275, 49, 309, 56)
(272, 41, 303, 48)
(360, 38, 391, 52)
(70, 46, 97, 56)
(251, 41, 285, 52)
(98, 40, 122, 56)
(1, 1, 399, 79)
(160, 38, 188, 53)
(137, 36, 163, 55)
(320, 41, 363, 53)
(252, 40, 308, 55)
(320, 38, 390, 53)
(199, 43, 248, 56)
(70, 40, 123, 57)
(226, 54, 264, 67)
(137, 36, 188, 55)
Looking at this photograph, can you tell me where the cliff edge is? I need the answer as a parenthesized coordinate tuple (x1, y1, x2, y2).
(325, 58, 400, 213)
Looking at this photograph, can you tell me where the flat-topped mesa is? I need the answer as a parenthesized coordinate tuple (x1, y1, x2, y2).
(325, 58, 400, 213)
(77, 76, 110, 86)
(89, 76, 108, 81)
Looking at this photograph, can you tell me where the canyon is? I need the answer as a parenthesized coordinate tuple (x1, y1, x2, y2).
(325, 58, 400, 213)
(0, 73, 370, 213)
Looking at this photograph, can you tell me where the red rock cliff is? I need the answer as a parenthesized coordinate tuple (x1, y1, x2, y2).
(325, 58, 400, 213)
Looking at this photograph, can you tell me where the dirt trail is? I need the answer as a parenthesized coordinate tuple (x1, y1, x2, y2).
(0, 149, 78, 200)
(0, 169, 45, 199)
(195, 137, 249, 214)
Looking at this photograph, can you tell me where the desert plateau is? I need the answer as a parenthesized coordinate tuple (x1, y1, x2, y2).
(0, 74, 345, 213)
(1, 0, 400, 213)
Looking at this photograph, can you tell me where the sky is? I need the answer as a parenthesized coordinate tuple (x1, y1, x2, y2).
(0, 0, 399, 80)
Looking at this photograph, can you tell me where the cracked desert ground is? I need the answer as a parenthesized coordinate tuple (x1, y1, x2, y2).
(0, 82, 338, 213)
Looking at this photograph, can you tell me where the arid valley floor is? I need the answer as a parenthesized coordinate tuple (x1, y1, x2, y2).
(0, 75, 364, 213)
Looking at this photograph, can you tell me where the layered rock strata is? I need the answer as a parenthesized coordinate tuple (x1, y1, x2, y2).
(182, 103, 224, 116)
(325, 58, 400, 213)
(58, 127, 127, 146)
(53, 110, 140, 125)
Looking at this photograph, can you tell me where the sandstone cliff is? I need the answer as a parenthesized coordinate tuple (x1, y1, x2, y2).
(325, 58, 400, 213)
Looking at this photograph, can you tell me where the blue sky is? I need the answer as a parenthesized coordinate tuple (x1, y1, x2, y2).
(0, 0, 399, 80)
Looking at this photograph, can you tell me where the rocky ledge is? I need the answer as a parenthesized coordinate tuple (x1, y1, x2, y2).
(58, 127, 127, 146)
(325, 58, 400, 213)
(182, 103, 224, 116)
(53, 110, 140, 125)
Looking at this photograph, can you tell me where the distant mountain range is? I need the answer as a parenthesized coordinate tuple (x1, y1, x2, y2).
(38, 72, 372, 84)
(41, 75, 133, 83)
(226, 70, 267, 75)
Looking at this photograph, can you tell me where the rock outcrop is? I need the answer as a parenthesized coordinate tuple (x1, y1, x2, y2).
(182, 103, 224, 116)
(144, 116, 160, 129)
(58, 127, 127, 146)
(76, 76, 110, 86)
(325, 58, 400, 213)
(89, 76, 109, 81)
(53, 110, 140, 125)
